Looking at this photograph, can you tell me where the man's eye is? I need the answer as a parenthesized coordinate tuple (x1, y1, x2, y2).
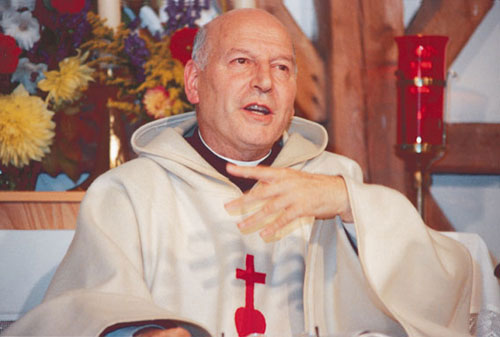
(235, 58, 247, 64)
(277, 64, 289, 72)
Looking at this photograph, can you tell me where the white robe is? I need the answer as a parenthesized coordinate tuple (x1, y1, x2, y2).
(3, 112, 474, 337)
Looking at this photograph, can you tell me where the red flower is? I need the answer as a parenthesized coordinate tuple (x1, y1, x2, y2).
(0, 34, 22, 74)
(51, 0, 85, 14)
(169, 27, 199, 66)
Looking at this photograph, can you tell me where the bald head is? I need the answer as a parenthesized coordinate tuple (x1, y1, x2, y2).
(192, 9, 295, 70)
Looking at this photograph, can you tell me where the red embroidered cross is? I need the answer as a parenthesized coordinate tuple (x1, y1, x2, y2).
(234, 254, 266, 337)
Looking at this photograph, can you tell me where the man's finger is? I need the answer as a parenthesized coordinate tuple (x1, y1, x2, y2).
(260, 212, 315, 242)
(224, 180, 288, 214)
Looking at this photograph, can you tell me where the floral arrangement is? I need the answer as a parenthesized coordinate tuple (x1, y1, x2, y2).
(0, 0, 212, 190)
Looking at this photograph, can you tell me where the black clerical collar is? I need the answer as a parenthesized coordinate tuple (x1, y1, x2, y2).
(185, 127, 282, 192)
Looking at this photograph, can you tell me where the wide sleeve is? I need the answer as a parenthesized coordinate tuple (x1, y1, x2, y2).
(343, 177, 474, 337)
(3, 170, 210, 337)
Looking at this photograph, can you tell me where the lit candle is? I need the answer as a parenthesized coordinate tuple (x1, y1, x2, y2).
(98, 0, 121, 30)
(232, 0, 256, 8)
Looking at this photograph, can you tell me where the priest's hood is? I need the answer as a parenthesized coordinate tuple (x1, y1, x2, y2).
(130, 111, 329, 172)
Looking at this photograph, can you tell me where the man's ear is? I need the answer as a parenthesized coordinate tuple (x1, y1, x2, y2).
(184, 60, 200, 104)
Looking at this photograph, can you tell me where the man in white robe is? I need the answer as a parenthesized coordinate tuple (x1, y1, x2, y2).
(3, 8, 475, 337)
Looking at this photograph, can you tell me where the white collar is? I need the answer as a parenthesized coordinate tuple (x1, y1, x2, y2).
(198, 129, 271, 167)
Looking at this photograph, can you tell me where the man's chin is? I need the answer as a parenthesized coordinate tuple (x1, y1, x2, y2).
(237, 139, 280, 159)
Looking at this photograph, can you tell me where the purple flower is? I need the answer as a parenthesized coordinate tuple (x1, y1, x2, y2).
(124, 33, 150, 82)
(54, 1, 92, 59)
(27, 0, 91, 67)
(127, 15, 141, 31)
(164, 0, 209, 34)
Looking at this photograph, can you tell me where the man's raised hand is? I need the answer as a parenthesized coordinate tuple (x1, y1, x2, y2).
(224, 164, 353, 241)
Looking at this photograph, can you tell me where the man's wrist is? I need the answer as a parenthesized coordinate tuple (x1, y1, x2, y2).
(336, 176, 353, 222)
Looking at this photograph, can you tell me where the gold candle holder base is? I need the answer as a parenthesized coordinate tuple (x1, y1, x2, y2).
(396, 143, 445, 219)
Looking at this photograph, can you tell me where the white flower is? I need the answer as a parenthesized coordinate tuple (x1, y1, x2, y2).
(140, 6, 163, 36)
(1, 10, 40, 50)
(10, 0, 36, 11)
(11, 58, 47, 94)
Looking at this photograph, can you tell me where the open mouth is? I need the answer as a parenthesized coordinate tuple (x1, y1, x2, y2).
(244, 104, 272, 116)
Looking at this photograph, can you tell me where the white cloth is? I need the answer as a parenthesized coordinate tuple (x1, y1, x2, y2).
(442, 232, 500, 337)
(3, 113, 475, 337)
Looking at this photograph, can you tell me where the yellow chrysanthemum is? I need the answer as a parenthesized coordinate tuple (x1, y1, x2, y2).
(143, 86, 175, 119)
(38, 50, 94, 106)
(0, 85, 55, 168)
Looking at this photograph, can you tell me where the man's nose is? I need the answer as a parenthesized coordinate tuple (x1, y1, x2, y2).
(251, 64, 272, 93)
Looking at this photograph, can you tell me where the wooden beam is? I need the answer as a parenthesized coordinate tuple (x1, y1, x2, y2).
(418, 123, 500, 231)
(0, 191, 85, 202)
(256, 0, 327, 122)
(400, 168, 455, 231)
(0, 191, 82, 230)
(359, 0, 407, 193)
(315, 0, 370, 179)
(406, 0, 494, 67)
(432, 123, 500, 174)
(424, 192, 455, 231)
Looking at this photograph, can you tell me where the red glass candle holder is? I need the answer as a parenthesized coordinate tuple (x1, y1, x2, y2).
(394, 35, 449, 219)
(395, 35, 448, 146)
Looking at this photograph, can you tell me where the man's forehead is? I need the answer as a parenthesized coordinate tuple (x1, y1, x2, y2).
(208, 8, 283, 28)
(224, 46, 295, 64)
(207, 14, 293, 53)
(207, 9, 292, 44)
